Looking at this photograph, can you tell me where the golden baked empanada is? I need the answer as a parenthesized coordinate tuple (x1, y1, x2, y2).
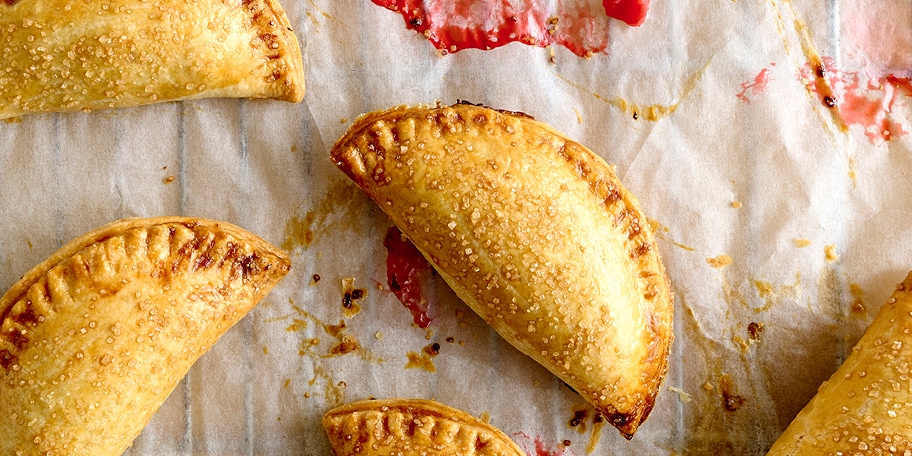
(767, 271, 912, 455)
(0, 217, 291, 455)
(0, 0, 303, 120)
(331, 103, 674, 438)
(323, 398, 525, 456)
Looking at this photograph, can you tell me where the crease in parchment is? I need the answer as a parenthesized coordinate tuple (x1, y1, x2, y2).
(764, 0, 848, 142)
(545, 53, 713, 126)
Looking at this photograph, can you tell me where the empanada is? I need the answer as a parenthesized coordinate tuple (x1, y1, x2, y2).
(767, 271, 912, 455)
(0, 217, 291, 455)
(0, 0, 303, 120)
(331, 103, 674, 438)
(323, 398, 526, 456)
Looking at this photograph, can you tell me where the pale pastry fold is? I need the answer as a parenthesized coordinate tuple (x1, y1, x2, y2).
(0, 217, 291, 455)
(331, 103, 674, 437)
(0, 0, 304, 120)
(323, 398, 526, 456)
(767, 271, 912, 455)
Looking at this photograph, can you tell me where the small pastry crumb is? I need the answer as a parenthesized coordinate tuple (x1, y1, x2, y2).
(667, 385, 693, 403)
(731, 201, 742, 208)
(824, 244, 839, 262)
(793, 238, 811, 248)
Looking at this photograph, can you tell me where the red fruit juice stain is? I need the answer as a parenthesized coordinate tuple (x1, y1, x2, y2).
(798, 56, 912, 144)
(602, 0, 649, 26)
(736, 67, 772, 103)
(370, 0, 649, 58)
(383, 226, 436, 328)
(514, 432, 573, 456)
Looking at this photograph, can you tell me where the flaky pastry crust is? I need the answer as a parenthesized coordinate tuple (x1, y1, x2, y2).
(331, 103, 674, 437)
(767, 271, 912, 455)
(0, 0, 304, 119)
(323, 399, 525, 456)
(0, 217, 291, 455)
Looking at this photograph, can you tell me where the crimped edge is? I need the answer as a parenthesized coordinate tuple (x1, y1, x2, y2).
(323, 398, 525, 455)
(0, 216, 290, 320)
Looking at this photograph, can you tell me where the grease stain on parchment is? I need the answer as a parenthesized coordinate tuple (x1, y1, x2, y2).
(304, 0, 335, 29)
(282, 179, 371, 252)
(268, 301, 384, 405)
(678, 295, 754, 455)
(690, 253, 875, 452)
(749, 273, 802, 314)
(277, 304, 382, 363)
(548, 60, 711, 122)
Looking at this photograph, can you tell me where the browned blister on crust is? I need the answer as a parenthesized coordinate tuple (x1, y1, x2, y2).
(767, 271, 912, 455)
(331, 104, 674, 437)
(323, 399, 526, 456)
(0, 217, 291, 455)
(0, 0, 304, 119)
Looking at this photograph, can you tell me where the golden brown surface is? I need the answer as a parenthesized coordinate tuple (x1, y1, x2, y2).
(330, 103, 674, 437)
(766, 271, 912, 455)
(323, 398, 525, 456)
(0, 217, 291, 455)
(0, 0, 304, 119)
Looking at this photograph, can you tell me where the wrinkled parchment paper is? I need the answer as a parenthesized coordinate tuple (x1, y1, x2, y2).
(1, 1, 911, 454)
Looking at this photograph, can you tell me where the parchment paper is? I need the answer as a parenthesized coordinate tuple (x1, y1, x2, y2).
(1, 0, 911, 454)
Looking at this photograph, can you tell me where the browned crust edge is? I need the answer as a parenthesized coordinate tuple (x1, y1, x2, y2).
(0, 216, 290, 325)
(249, 0, 306, 102)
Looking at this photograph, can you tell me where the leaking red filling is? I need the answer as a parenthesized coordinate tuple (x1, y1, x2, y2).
(602, 0, 649, 26)
(383, 226, 435, 328)
(799, 56, 912, 144)
(370, 0, 649, 58)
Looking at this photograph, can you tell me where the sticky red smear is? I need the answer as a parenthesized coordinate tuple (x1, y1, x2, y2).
(736, 67, 772, 103)
(514, 432, 573, 456)
(799, 57, 911, 144)
(371, 0, 648, 58)
(602, 0, 649, 27)
(383, 226, 435, 328)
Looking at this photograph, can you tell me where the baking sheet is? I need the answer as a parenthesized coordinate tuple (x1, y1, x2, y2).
(2, 0, 911, 454)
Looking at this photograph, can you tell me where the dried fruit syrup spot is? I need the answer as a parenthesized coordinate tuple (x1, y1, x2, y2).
(569, 410, 587, 427)
(720, 375, 745, 412)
